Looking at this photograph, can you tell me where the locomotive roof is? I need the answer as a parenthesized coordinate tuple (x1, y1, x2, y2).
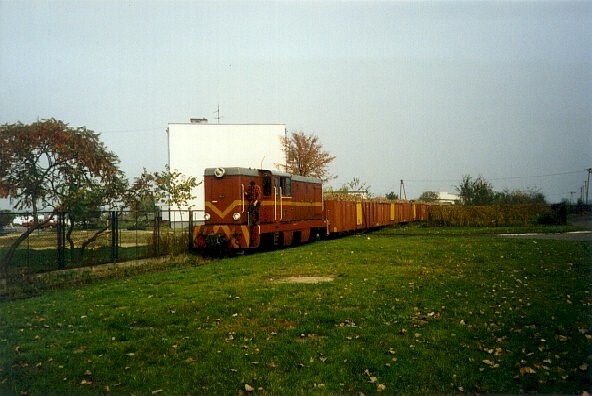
(204, 167, 321, 185)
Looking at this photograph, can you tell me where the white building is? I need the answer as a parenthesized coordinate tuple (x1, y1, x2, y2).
(437, 191, 461, 205)
(167, 119, 286, 220)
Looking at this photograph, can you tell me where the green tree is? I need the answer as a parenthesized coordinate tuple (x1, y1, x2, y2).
(0, 119, 124, 272)
(494, 188, 546, 205)
(456, 175, 495, 206)
(153, 164, 200, 214)
(385, 191, 399, 200)
(125, 168, 159, 213)
(279, 131, 336, 182)
(418, 191, 439, 202)
(127, 165, 200, 223)
(0, 210, 15, 229)
(61, 171, 127, 260)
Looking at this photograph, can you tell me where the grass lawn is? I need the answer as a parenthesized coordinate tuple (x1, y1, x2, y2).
(0, 227, 590, 394)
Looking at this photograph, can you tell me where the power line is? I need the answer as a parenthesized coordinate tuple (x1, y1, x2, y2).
(404, 169, 587, 184)
(404, 178, 457, 184)
(489, 170, 585, 181)
(100, 127, 163, 134)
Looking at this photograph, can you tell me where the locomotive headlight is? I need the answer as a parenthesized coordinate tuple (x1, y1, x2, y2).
(232, 212, 241, 221)
(204, 213, 211, 221)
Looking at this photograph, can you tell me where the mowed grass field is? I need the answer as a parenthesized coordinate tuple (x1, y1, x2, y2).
(0, 226, 590, 394)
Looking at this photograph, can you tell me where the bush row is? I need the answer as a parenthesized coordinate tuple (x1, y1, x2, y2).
(427, 204, 562, 227)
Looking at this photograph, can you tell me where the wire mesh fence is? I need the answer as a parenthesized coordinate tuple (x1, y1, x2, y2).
(0, 209, 201, 283)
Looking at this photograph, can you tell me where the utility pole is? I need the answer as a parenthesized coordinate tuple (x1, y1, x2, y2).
(586, 168, 592, 205)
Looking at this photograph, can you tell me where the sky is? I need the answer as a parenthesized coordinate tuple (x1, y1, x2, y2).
(1, 0, 591, 203)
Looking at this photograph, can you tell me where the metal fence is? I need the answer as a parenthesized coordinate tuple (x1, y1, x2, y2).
(0, 209, 201, 282)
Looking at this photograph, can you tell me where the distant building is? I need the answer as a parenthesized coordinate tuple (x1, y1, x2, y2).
(346, 190, 370, 200)
(436, 191, 461, 205)
(167, 119, 286, 220)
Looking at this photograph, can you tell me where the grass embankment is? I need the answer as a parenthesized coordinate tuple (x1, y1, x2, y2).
(0, 227, 590, 394)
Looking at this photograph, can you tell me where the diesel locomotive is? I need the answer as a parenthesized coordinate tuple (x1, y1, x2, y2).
(192, 167, 429, 252)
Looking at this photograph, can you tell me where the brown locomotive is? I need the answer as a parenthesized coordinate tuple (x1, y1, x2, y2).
(193, 167, 428, 252)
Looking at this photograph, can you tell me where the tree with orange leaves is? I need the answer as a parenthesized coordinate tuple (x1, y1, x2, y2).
(0, 118, 126, 272)
(278, 130, 335, 183)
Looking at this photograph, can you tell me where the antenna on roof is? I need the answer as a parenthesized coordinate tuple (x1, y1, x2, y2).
(214, 104, 221, 124)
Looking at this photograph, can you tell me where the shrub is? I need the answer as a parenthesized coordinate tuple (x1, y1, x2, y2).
(147, 232, 190, 256)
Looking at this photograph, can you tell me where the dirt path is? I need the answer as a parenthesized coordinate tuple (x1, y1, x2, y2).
(568, 214, 592, 230)
(498, 214, 592, 242)
(498, 231, 592, 241)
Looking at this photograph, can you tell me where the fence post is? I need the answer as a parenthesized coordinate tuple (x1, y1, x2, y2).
(111, 211, 119, 263)
(188, 210, 193, 250)
(153, 209, 161, 257)
(56, 212, 66, 269)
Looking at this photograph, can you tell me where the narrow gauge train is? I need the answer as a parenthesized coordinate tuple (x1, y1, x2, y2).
(193, 167, 428, 252)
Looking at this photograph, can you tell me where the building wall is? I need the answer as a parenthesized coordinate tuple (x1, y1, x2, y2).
(167, 123, 286, 219)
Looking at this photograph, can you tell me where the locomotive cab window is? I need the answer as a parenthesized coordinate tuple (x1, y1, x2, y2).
(280, 177, 291, 196)
(263, 175, 272, 197)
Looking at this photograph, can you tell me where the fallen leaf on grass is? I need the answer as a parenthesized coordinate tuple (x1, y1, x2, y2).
(534, 362, 550, 371)
(579, 363, 589, 371)
(520, 366, 536, 375)
(377, 383, 386, 392)
(339, 319, 357, 327)
(482, 359, 500, 368)
(80, 379, 93, 385)
(244, 384, 254, 392)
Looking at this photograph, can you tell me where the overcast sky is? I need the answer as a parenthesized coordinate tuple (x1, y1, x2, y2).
(1, 0, 590, 202)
